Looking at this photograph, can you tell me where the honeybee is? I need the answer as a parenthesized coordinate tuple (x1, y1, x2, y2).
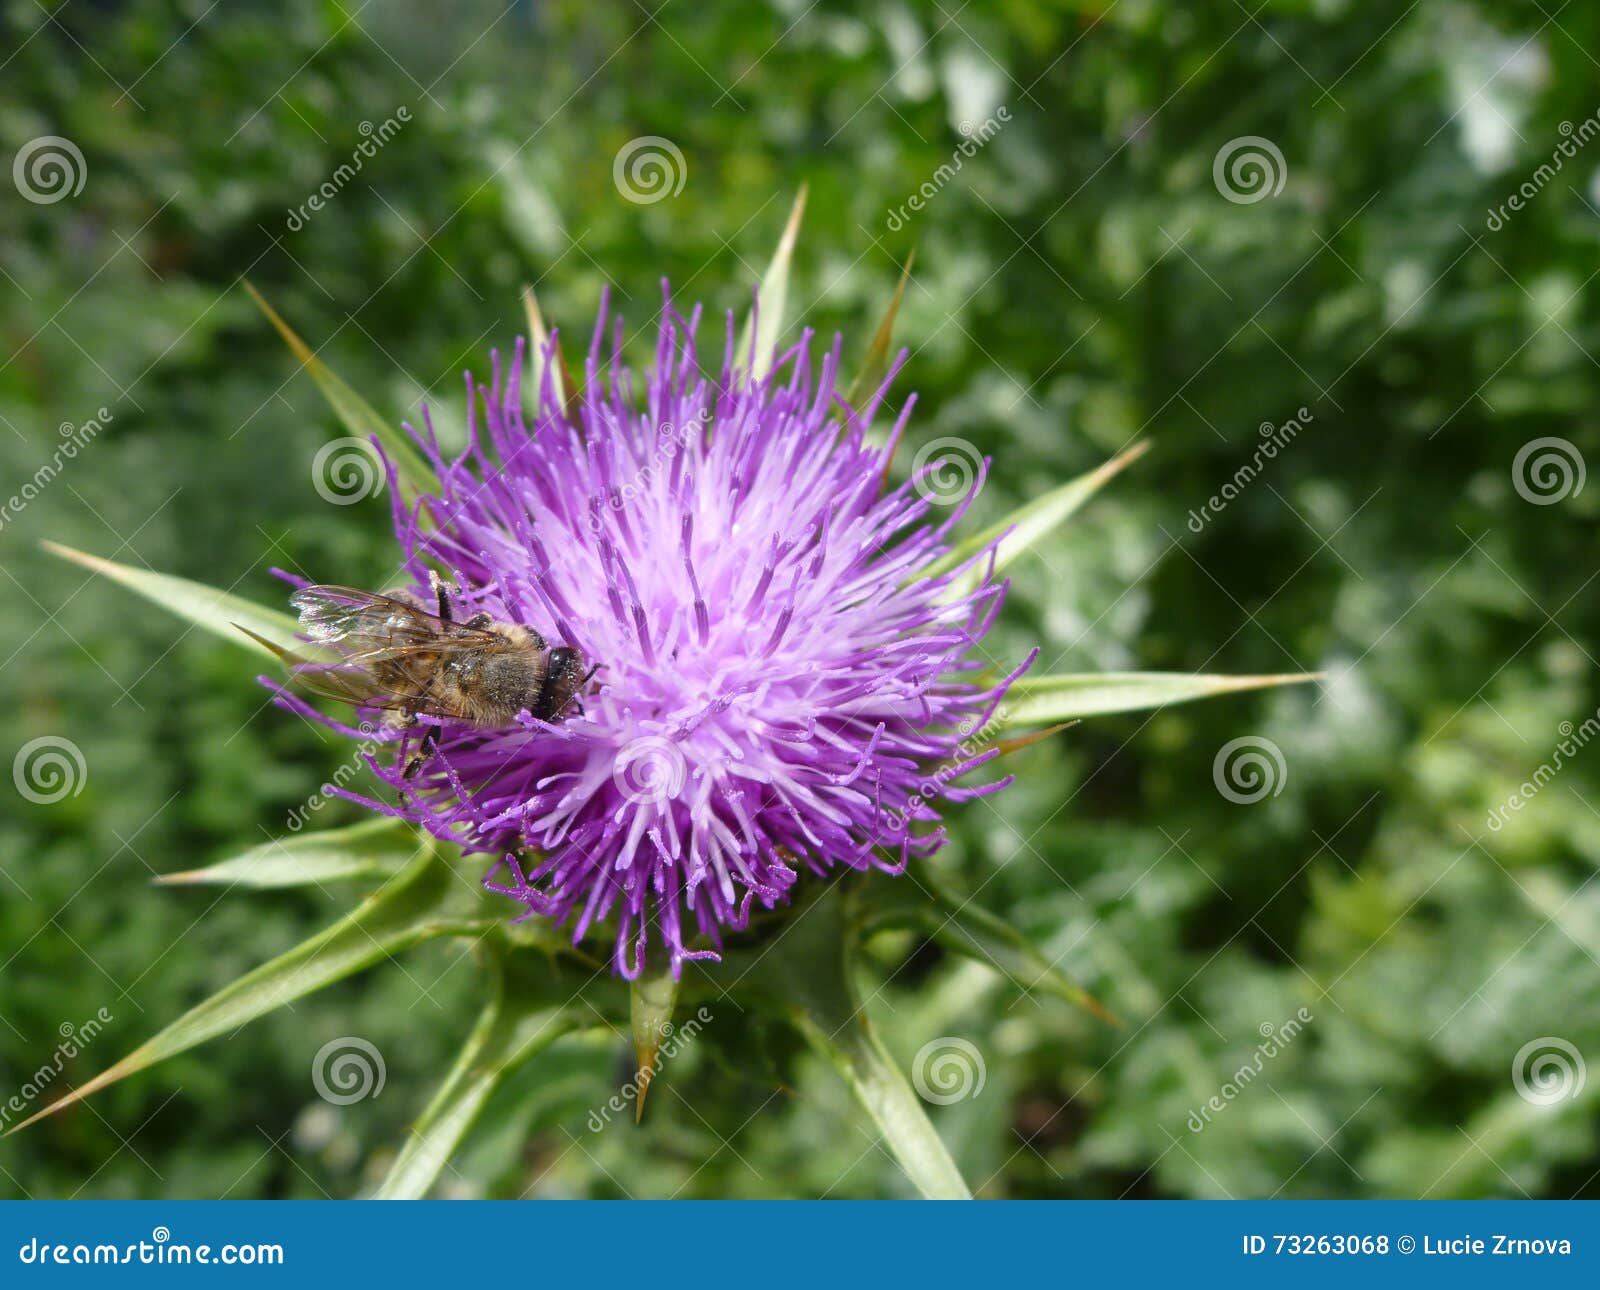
(278, 576, 595, 777)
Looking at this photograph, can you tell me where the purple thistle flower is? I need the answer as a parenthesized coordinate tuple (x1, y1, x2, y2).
(274, 288, 1032, 978)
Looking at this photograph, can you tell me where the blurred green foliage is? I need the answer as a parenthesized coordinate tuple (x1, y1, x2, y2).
(3, 0, 1600, 1198)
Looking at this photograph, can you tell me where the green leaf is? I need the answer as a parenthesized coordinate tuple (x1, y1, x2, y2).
(7, 840, 485, 1134)
(845, 251, 915, 411)
(727, 884, 971, 1199)
(156, 818, 420, 890)
(859, 871, 1118, 1025)
(41, 541, 320, 663)
(734, 187, 807, 382)
(1002, 670, 1321, 726)
(376, 949, 577, 1199)
(924, 440, 1150, 591)
(244, 282, 437, 503)
(791, 1002, 972, 1200)
(521, 283, 577, 418)
(628, 951, 679, 1123)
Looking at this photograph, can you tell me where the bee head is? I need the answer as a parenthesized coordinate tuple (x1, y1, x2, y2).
(536, 646, 589, 721)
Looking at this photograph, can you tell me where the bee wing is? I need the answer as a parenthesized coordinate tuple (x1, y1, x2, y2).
(293, 673, 461, 720)
(233, 620, 399, 714)
(290, 584, 501, 665)
(286, 664, 479, 722)
(281, 658, 396, 709)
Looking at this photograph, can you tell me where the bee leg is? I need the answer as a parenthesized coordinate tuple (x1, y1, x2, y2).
(395, 715, 418, 803)
(403, 723, 439, 780)
(429, 569, 451, 623)
(396, 710, 426, 785)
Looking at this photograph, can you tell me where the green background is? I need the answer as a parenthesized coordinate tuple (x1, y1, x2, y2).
(3, 0, 1599, 1198)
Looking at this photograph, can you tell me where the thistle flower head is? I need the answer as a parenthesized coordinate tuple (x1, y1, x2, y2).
(278, 288, 1030, 977)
